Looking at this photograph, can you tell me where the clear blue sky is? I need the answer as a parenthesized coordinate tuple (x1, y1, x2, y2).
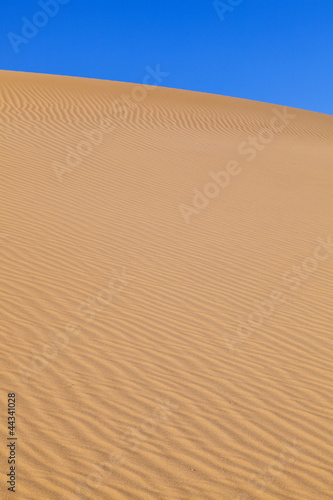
(1, 0, 332, 115)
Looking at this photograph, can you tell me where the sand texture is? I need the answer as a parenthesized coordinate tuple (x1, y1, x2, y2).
(0, 70, 332, 499)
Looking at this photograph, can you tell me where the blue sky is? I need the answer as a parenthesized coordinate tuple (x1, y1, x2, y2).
(1, 0, 332, 115)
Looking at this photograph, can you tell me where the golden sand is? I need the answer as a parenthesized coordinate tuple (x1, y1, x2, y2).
(0, 70, 332, 499)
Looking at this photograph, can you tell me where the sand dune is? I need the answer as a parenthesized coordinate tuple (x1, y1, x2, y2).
(0, 70, 332, 499)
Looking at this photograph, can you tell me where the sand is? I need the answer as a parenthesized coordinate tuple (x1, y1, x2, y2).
(0, 70, 332, 499)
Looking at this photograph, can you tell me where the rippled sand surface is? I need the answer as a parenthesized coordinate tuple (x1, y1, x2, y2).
(0, 70, 332, 499)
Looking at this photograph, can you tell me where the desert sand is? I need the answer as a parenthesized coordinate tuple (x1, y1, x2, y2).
(0, 70, 332, 499)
